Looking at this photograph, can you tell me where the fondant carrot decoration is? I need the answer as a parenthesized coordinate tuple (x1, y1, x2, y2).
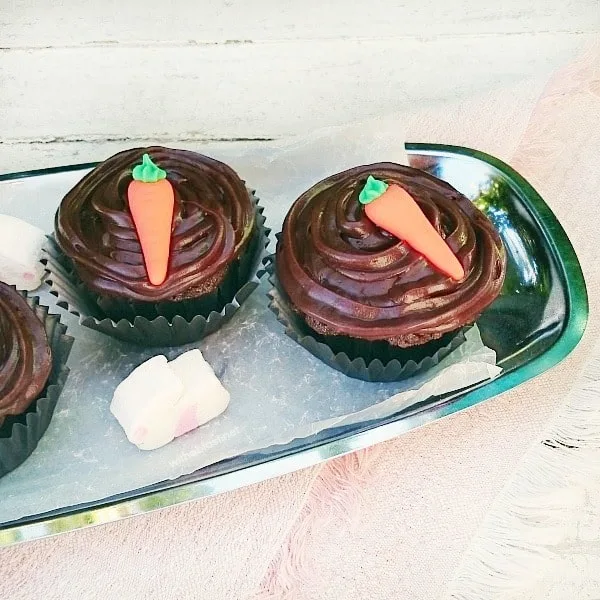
(128, 154, 175, 286)
(359, 176, 465, 281)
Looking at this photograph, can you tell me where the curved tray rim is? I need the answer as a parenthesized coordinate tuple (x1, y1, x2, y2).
(0, 143, 588, 547)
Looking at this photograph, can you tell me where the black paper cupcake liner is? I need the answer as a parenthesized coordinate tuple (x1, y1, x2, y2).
(0, 294, 74, 478)
(43, 191, 270, 347)
(265, 255, 467, 382)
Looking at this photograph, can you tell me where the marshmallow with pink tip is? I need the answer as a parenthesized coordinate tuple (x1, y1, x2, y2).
(110, 350, 230, 450)
(0, 214, 46, 290)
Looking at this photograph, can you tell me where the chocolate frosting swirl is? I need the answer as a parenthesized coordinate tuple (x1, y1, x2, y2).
(55, 147, 255, 302)
(276, 163, 506, 347)
(0, 283, 52, 423)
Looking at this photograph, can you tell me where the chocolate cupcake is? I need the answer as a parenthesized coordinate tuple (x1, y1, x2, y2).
(47, 146, 268, 346)
(0, 283, 73, 477)
(271, 162, 506, 381)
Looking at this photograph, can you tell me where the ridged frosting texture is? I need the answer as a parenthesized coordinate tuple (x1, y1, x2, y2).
(276, 163, 506, 347)
(0, 283, 52, 422)
(55, 146, 255, 302)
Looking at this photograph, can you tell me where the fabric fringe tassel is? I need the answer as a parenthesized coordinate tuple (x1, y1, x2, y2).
(444, 351, 600, 599)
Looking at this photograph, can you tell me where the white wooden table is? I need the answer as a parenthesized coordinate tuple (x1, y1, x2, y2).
(1, 0, 597, 171)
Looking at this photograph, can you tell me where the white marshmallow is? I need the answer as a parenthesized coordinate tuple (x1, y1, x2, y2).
(0, 214, 46, 290)
(110, 356, 184, 451)
(110, 350, 230, 451)
(169, 349, 230, 429)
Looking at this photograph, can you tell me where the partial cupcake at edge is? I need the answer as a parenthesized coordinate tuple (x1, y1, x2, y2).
(269, 162, 507, 381)
(0, 282, 73, 477)
(46, 146, 268, 346)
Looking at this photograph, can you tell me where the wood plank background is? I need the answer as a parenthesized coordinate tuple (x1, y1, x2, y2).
(1, 1, 598, 171)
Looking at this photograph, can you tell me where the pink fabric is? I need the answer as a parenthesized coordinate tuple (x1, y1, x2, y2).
(253, 448, 384, 599)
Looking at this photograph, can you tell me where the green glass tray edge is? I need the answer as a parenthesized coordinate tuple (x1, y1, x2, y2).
(405, 143, 588, 417)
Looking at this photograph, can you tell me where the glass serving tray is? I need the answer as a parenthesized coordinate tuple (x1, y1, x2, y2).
(0, 144, 588, 547)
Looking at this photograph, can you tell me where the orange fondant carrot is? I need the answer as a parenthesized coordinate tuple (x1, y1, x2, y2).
(359, 175, 465, 281)
(127, 154, 175, 286)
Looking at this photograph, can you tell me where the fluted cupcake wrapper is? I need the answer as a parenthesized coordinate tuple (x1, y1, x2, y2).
(0, 293, 74, 478)
(264, 254, 468, 383)
(43, 192, 270, 347)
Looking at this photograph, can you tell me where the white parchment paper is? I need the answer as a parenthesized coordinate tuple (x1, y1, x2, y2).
(0, 120, 500, 523)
